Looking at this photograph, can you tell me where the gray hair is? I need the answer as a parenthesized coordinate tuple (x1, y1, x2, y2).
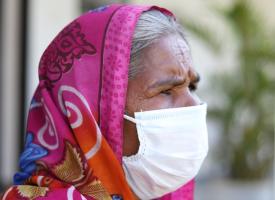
(129, 10, 187, 79)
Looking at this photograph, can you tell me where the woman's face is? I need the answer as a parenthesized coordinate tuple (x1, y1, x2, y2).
(123, 34, 201, 156)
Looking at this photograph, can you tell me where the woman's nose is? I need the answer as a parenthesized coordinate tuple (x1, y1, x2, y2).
(175, 89, 200, 107)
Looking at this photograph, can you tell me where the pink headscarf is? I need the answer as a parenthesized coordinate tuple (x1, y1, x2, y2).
(2, 4, 194, 200)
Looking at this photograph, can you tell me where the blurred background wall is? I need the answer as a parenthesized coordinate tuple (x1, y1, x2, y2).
(1, 0, 26, 190)
(0, 0, 274, 199)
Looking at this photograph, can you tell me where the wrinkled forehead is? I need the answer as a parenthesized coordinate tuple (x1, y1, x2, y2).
(171, 36, 192, 69)
(141, 34, 192, 74)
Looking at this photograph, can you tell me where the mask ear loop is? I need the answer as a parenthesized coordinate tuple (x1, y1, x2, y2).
(123, 114, 137, 124)
(124, 108, 143, 124)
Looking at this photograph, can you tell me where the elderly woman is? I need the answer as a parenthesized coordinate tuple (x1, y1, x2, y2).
(2, 4, 208, 200)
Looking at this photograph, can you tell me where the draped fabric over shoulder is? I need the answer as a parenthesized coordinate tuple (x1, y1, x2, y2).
(1, 4, 194, 200)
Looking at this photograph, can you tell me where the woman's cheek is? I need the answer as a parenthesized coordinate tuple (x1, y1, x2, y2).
(142, 95, 173, 111)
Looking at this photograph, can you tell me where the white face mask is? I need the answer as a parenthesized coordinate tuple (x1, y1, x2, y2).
(122, 103, 208, 200)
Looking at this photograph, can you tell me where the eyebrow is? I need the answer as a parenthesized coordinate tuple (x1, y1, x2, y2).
(148, 72, 201, 90)
(148, 76, 187, 90)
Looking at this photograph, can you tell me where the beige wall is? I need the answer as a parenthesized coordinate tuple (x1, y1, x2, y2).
(1, 0, 22, 184)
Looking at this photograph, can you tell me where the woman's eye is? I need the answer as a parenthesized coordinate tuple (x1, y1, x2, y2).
(188, 83, 197, 92)
(160, 89, 172, 95)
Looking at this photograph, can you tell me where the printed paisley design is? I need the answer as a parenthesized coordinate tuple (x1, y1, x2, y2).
(37, 99, 59, 150)
(58, 85, 102, 160)
(13, 133, 48, 184)
(58, 85, 91, 129)
(17, 185, 48, 200)
(39, 21, 97, 87)
(52, 142, 84, 183)
(78, 180, 111, 200)
(51, 141, 111, 199)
